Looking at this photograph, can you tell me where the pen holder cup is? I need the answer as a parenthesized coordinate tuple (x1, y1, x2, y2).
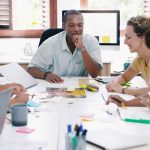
(11, 103, 28, 126)
(65, 134, 86, 150)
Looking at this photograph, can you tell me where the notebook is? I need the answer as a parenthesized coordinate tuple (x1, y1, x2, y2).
(0, 63, 38, 89)
(87, 129, 147, 150)
(0, 89, 12, 134)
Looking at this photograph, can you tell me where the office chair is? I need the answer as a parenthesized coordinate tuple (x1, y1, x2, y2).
(38, 28, 64, 47)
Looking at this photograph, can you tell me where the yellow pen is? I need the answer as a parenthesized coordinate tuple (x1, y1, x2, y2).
(86, 86, 97, 92)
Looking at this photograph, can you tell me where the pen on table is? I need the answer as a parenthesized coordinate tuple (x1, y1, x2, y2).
(124, 118, 150, 124)
(86, 86, 98, 92)
(117, 108, 123, 120)
(106, 110, 113, 115)
(30, 93, 36, 99)
(87, 141, 106, 150)
(101, 93, 106, 102)
(101, 108, 113, 115)
(94, 78, 108, 84)
(101, 94, 113, 115)
(117, 109, 150, 124)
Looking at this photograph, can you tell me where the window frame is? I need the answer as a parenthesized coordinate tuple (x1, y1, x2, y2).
(0, 0, 87, 38)
(0, 0, 56, 38)
(0, 0, 145, 38)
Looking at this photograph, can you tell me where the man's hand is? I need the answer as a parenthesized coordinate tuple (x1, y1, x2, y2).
(72, 34, 84, 49)
(45, 73, 64, 83)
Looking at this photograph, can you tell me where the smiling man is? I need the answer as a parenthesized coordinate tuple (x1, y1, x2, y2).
(27, 10, 103, 83)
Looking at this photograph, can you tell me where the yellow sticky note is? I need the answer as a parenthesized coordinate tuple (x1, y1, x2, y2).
(79, 113, 95, 122)
(79, 83, 86, 89)
(81, 118, 94, 122)
(102, 36, 110, 43)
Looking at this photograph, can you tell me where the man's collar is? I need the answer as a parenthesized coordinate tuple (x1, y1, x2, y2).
(62, 32, 69, 52)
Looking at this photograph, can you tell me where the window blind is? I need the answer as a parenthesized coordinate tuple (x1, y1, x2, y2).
(42, 0, 50, 28)
(144, 0, 150, 16)
(12, 0, 50, 29)
(0, 0, 11, 29)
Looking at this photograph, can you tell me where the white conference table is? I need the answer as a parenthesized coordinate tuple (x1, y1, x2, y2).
(0, 76, 150, 150)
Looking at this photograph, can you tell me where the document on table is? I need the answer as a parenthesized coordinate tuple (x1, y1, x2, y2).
(87, 129, 147, 150)
(118, 107, 150, 120)
(46, 87, 86, 98)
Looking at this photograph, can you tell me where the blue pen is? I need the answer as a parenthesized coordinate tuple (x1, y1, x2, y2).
(67, 124, 72, 134)
(65, 124, 72, 150)
(79, 124, 83, 133)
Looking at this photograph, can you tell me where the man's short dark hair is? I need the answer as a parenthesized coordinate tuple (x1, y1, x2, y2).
(62, 10, 83, 24)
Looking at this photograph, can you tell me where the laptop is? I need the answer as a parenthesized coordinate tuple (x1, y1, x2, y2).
(0, 63, 38, 89)
(87, 129, 147, 150)
(0, 89, 12, 134)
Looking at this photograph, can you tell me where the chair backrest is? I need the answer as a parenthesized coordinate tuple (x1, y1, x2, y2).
(0, 89, 12, 134)
(38, 28, 64, 47)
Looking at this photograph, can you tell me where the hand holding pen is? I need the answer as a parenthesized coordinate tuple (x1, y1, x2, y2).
(106, 95, 127, 108)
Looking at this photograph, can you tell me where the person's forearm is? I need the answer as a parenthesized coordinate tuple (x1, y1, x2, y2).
(81, 50, 101, 78)
(113, 74, 126, 84)
(27, 67, 45, 79)
(126, 96, 145, 106)
(123, 87, 150, 97)
(0, 86, 8, 91)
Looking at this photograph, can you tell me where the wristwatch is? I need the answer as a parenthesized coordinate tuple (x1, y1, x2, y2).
(77, 47, 86, 52)
(43, 72, 50, 79)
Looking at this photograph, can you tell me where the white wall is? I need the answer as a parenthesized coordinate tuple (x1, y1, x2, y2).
(0, 37, 136, 72)
(101, 37, 136, 71)
(0, 38, 39, 55)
